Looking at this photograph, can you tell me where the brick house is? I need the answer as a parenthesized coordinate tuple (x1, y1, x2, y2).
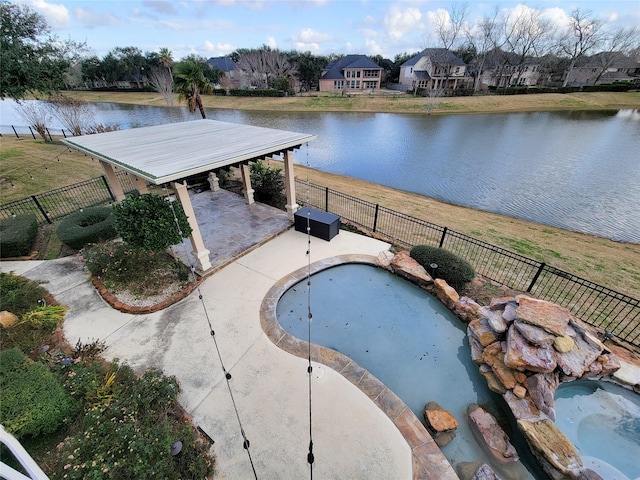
(399, 48, 470, 91)
(207, 56, 242, 89)
(319, 55, 383, 93)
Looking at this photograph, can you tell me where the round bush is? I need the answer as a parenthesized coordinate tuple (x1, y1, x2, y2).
(56, 207, 117, 250)
(410, 245, 475, 291)
(0, 213, 38, 258)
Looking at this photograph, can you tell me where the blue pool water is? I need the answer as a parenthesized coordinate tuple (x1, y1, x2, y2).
(276, 263, 541, 478)
(555, 380, 640, 480)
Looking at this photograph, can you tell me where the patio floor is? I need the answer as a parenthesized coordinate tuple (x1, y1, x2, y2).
(172, 188, 292, 272)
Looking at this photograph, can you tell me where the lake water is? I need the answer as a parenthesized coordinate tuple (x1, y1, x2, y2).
(1, 99, 638, 243)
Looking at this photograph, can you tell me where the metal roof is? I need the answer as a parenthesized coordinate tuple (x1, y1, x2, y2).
(62, 119, 317, 184)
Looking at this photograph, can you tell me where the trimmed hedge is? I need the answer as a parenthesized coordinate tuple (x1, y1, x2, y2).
(56, 207, 117, 250)
(0, 213, 37, 258)
(228, 88, 286, 97)
(0, 348, 76, 440)
(410, 245, 475, 291)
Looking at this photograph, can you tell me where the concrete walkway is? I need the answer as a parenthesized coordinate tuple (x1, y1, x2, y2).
(1, 229, 414, 479)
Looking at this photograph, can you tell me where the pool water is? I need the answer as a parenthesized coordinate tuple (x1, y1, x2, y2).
(555, 380, 640, 480)
(276, 263, 542, 478)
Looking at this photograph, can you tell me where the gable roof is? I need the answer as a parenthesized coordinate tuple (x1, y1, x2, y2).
(62, 119, 316, 185)
(322, 54, 382, 80)
(207, 56, 237, 72)
(402, 49, 466, 68)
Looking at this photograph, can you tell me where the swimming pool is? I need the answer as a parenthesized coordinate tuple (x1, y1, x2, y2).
(555, 380, 640, 480)
(273, 261, 542, 478)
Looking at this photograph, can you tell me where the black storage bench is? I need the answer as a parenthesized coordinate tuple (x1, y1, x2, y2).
(294, 207, 340, 241)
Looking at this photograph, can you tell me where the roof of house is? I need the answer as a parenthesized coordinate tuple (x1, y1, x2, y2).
(207, 56, 237, 72)
(62, 119, 316, 184)
(401, 49, 466, 68)
(321, 54, 382, 80)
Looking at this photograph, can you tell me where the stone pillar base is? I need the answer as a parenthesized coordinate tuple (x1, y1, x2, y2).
(193, 248, 212, 273)
(286, 203, 299, 220)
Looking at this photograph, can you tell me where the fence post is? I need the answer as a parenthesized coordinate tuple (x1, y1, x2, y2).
(373, 204, 380, 232)
(31, 195, 52, 224)
(11, 126, 19, 139)
(62, 129, 67, 138)
(527, 262, 546, 292)
(325, 186, 329, 212)
(28, 127, 36, 140)
(46, 128, 53, 142)
(101, 175, 116, 202)
(438, 226, 448, 247)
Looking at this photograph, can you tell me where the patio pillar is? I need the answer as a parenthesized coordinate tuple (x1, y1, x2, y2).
(208, 172, 220, 192)
(283, 149, 298, 219)
(99, 160, 125, 202)
(240, 164, 254, 205)
(172, 181, 212, 273)
(134, 176, 149, 194)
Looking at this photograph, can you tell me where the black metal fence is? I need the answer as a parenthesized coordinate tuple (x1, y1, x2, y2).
(296, 179, 640, 347)
(0, 172, 137, 225)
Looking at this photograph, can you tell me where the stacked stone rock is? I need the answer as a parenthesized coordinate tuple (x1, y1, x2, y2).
(423, 401, 460, 447)
(459, 294, 621, 480)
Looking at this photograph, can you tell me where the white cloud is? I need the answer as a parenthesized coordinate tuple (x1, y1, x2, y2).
(384, 6, 423, 40)
(293, 28, 332, 43)
(142, 1, 177, 15)
(265, 36, 277, 48)
(74, 7, 119, 27)
(203, 41, 235, 56)
(23, 0, 69, 29)
(540, 7, 570, 29)
(364, 38, 383, 56)
(294, 41, 321, 53)
(609, 12, 619, 22)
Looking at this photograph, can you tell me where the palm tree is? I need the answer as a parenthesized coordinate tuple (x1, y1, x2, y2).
(173, 59, 212, 119)
(159, 47, 173, 82)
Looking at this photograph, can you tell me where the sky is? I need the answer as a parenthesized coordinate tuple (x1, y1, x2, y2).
(15, 0, 640, 60)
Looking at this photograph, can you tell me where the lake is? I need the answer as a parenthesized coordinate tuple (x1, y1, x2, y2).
(1, 99, 638, 243)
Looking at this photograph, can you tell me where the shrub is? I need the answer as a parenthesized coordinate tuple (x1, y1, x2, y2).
(112, 193, 192, 252)
(0, 348, 76, 440)
(410, 245, 475, 291)
(0, 213, 37, 257)
(0, 272, 48, 316)
(50, 361, 214, 480)
(250, 160, 286, 209)
(81, 240, 191, 297)
(56, 207, 117, 250)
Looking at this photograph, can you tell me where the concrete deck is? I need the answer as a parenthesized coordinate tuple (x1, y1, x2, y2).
(2, 229, 418, 479)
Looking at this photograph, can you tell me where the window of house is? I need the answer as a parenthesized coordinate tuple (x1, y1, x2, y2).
(334, 80, 343, 89)
(455, 67, 460, 74)
(356, 71, 361, 78)
(356, 80, 360, 88)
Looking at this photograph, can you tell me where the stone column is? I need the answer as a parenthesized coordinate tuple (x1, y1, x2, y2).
(283, 149, 298, 219)
(208, 172, 220, 192)
(172, 181, 212, 273)
(99, 160, 125, 201)
(240, 164, 254, 205)
(134, 176, 149, 194)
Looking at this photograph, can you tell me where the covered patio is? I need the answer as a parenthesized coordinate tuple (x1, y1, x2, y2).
(63, 119, 316, 274)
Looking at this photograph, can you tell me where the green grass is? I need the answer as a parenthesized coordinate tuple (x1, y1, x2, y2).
(497, 236, 566, 262)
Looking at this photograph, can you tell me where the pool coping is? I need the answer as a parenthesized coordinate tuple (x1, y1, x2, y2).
(260, 254, 459, 480)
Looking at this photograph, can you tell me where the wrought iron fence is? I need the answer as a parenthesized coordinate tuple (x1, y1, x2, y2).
(295, 179, 640, 347)
(0, 172, 137, 225)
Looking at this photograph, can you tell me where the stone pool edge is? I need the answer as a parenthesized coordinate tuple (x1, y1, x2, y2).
(259, 253, 458, 480)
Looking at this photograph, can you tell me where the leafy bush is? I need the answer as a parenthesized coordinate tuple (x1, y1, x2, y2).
(410, 245, 475, 291)
(56, 207, 117, 250)
(0, 213, 37, 257)
(81, 240, 191, 297)
(112, 193, 192, 252)
(250, 160, 286, 209)
(50, 361, 214, 480)
(0, 272, 48, 316)
(0, 348, 77, 440)
(228, 88, 285, 97)
(1, 305, 65, 353)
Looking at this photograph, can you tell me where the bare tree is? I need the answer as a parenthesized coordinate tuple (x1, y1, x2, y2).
(47, 94, 95, 136)
(590, 26, 640, 85)
(559, 9, 604, 87)
(147, 67, 174, 106)
(465, 9, 505, 91)
(15, 101, 51, 141)
(236, 47, 298, 89)
(434, 2, 469, 51)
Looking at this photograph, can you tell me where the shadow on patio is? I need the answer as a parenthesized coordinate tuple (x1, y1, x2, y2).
(172, 188, 292, 272)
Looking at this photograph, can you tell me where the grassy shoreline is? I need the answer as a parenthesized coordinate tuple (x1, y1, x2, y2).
(2, 91, 639, 299)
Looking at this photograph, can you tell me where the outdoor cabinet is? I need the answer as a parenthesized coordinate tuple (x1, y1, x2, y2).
(294, 207, 340, 241)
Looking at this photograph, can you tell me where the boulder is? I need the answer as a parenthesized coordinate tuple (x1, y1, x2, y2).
(482, 342, 518, 390)
(517, 419, 583, 480)
(555, 325, 603, 378)
(471, 464, 502, 480)
(0, 310, 19, 328)
(468, 329, 485, 364)
(553, 335, 575, 353)
(468, 404, 519, 464)
(479, 364, 507, 394)
(433, 429, 457, 447)
(503, 391, 541, 421)
(596, 353, 621, 375)
(513, 385, 527, 399)
(434, 278, 460, 309)
(505, 327, 557, 373)
(455, 296, 483, 323)
(513, 320, 556, 346)
(516, 296, 570, 336)
(376, 250, 394, 268)
(502, 302, 518, 324)
(457, 461, 485, 480)
(484, 308, 508, 334)
(489, 297, 516, 311)
(424, 402, 459, 432)
(469, 317, 500, 347)
(390, 251, 432, 286)
(577, 469, 604, 480)
(525, 372, 559, 421)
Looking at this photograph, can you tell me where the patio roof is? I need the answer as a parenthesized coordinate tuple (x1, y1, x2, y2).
(62, 119, 317, 184)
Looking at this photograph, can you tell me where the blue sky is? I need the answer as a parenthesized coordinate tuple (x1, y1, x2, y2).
(17, 0, 640, 60)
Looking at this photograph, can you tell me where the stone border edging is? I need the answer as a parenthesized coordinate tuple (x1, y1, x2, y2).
(260, 254, 458, 480)
(91, 276, 202, 314)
